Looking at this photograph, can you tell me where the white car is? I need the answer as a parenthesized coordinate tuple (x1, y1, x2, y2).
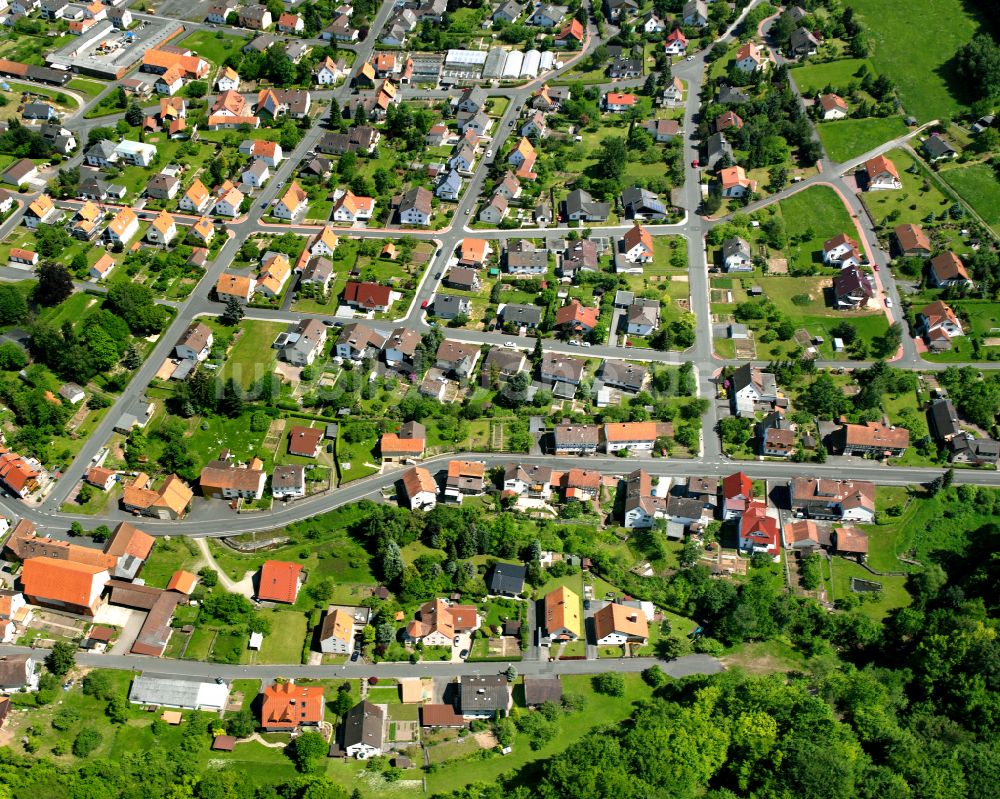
(581, 341, 591, 347)
(885, 297, 894, 308)
(686, 55, 695, 61)
(486, 149, 493, 159)
(568, 340, 579, 346)
(504, 341, 516, 348)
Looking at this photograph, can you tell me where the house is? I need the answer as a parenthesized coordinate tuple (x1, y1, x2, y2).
(199, 456, 266, 501)
(20, 559, 109, 616)
(507, 137, 537, 180)
(626, 299, 660, 335)
(0, 453, 41, 498)
(71, 200, 102, 240)
(104, 206, 138, 246)
(343, 281, 392, 312)
(406, 598, 478, 646)
(146, 210, 177, 245)
(257, 560, 302, 604)
(498, 303, 542, 330)
(948, 435, 1000, 466)
(504, 240, 548, 274)
(738, 502, 780, 556)
(216, 273, 255, 304)
(277, 319, 327, 367)
(7, 248, 36, 267)
(864, 154, 901, 190)
(433, 294, 471, 321)
(271, 465, 306, 500)
(523, 677, 563, 706)
(918, 300, 964, 350)
(333, 190, 375, 224)
(24, 195, 60, 228)
(480, 346, 527, 387)
(274, 181, 308, 220)
(662, 76, 685, 106)
(723, 236, 753, 271)
(620, 185, 669, 221)
(621, 224, 654, 263)
(444, 267, 480, 292)
(552, 423, 600, 455)
(600, 359, 647, 392)
(342, 701, 386, 759)
(685, 476, 719, 512)
(175, 322, 213, 362)
(604, 421, 658, 453)
(239, 139, 283, 167)
(929, 251, 973, 288)
(238, 4, 272, 29)
(555, 300, 599, 335)
(436, 170, 463, 201)
(922, 134, 958, 162)
(542, 586, 581, 641)
(380, 421, 426, 463)
(823, 232, 862, 268)
(532, 84, 570, 112)
(789, 27, 819, 56)
(682, 0, 708, 27)
(242, 159, 270, 189)
(121, 474, 193, 520)
(456, 86, 487, 114)
(642, 118, 680, 145)
(834, 421, 909, 458)
(721, 471, 753, 520)
(146, 173, 180, 201)
(444, 460, 486, 502)
(604, 91, 637, 113)
(622, 469, 667, 529)
(833, 265, 875, 309)
(479, 194, 509, 225)
(893, 223, 932, 258)
(735, 42, 767, 72)
(335, 323, 385, 360)
(563, 188, 610, 222)
(435, 340, 479, 379)
(560, 238, 599, 277)
(261, 681, 323, 731)
(719, 165, 757, 198)
(552, 17, 584, 46)
(487, 563, 526, 597)
(277, 11, 303, 33)
(315, 55, 345, 86)
(458, 238, 491, 268)
(594, 602, 649, 646)
(460, 675, 511, 718)
(287, 426, 323, 458)
(928, 398, 961, 442)
(85, 466, 116, 492)
(256, 88, 311, 119)
(529, 4, 564, 27)
(541, 353, 586, 387)
(179, 179, 212, 214)
(758, 411, 794, 457)
(397, 187, 433, 227)
(785, 519, 825, 551)
(706, 132, 733, 170)
(401, 466, 437, 510)
(155, 67, 184, 96)
(788, 477, 875, 524)
(318, 606, 357, 655)
(604, 0, 638, 22)
(663, 28, 687, 54)
(521, 111, 548, 139)
(608, 56, 642, 79)
(715, 110, 743, 132)
(384, 328, 421, 370)
(831, 526, 869, 561)
(818, 93, 848, 120)
(493, 0, 522, 23)
(730, 363, 778, 417)
(141, 48, 209, 80)
(502, 463, 554, 499)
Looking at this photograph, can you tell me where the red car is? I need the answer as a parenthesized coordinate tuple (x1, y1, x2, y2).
(691, 159, 699, 168)
(420, 299, 429, 309)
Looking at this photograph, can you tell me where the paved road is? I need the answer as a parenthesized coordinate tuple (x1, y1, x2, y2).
(0, 643, 721, 680)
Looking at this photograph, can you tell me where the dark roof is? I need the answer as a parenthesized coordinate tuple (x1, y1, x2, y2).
(928, 398, 960, 440)
(0, 655, 31, 687)
(488, 562, 526, 595)
(460, 674, 509, 713)
(342, 700, 385, 749)
(501, 303, 542, 326)
(522, 676, 563, 705)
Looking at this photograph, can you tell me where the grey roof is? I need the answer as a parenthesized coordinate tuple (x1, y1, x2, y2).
(272, 464, 305, 491)
(434, 293, 469, 316)
(706, 133, 733, 163)
(922, 136, 957, 158)
(460, 674, 509, 713)
(128, 673, 228, 709)
(718, 85, 749, 104)
(493, 0, 523, 19)
(501, 303, 542, 326)
(541, 352, 585, 383)
(600, 359, 647, 391)
(561, 238, 598, 271)
(342, 700, 386, 749)
(620, 186, 666, 216)
(928, 398, 960, 440)
(0, 654, 31, 687)
(458, 86, 487, 109)
(723, 236, 751, 260)
(22, 102, 53, 118)
(522, 676, 563, 705)
(563, 188, 610, 220)
(666, 496, 704, 520)
(482, 347, 525, 379)
(789, 27, 818, 52)
(88, 139, 117, 159)
(488, 562, 526, 595)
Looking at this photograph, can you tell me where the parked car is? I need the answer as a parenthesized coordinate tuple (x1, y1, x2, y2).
(421, 299, 429, 309)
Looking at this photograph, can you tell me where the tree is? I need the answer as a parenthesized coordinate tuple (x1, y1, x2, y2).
(121, 345, 142, 369)
(34, 262, 73, 306)
(125, 100, 144, 127)
(955, 34, 1000, 102)
(593, 672, 625, 697)
(227, 708, 255, 738)
(597, 137, 628, 183)
(291, 731, 328, 772)
(0, 341, 26, 371)
(45, 642, 76, 676)
(221, 296, 245, 325)
(381, 539, 404, 583)
(106, 282, 166, 335)
(0, 284, 28, 324)
(72, 728, 102, 757)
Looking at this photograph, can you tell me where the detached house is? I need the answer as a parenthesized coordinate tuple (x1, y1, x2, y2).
(604, 422, 658, 453)
(929, 251, 973, 288)
(397, 187, 433, 227)
(893, 223, 932, 258)
(738, 502, 779, 556)
(146, 210, 177, 246)
(274, 181, 309, 221)
(790, 477, 876, 523)
(823, 232, 862, 268)
(819, 93, 848, 120)
(834, 421, 909, 458)
(723, 236, 753, 271)
(620, 224, 654, 263)
(277, 319, 327, 366)
(918, 300, 964, 350)
(730, 363, 778, 417)
(593, 602, 649, 646)
(864, 154, 901, 190)
(401, 466, 437, 510)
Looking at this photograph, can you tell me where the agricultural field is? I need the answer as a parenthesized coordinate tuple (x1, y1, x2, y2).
(940, 163, 1000, 235)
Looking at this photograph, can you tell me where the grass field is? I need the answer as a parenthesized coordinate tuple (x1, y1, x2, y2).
(817, 116, 909, 163)
(790, 58, 876, 95)
(941, 163, 1000, 232)
(251, 609, 308, 664)
(849, 0, 983, 121)
(774, 185, 856, 271)
(218, 320, 285, 390)
(861, 147, 952, 227)
(179, 30, 248, 67)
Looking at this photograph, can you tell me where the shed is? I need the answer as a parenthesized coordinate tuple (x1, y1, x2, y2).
(212, 735, 237, 751)
(161, 710, 183, 725)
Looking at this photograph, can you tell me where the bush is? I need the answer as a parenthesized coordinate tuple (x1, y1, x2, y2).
(72, 728, 102, 757)
(791, 294, 811, 306)
(592, 672, 625, 697)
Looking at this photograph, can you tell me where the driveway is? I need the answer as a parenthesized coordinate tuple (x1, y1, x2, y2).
(92, 606, 146, 655)
(451, 633, 471, 663)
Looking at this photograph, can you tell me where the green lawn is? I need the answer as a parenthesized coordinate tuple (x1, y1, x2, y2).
(250, 609, 308, 664)
(861, 147, 952, 227)
(850, 0, 983, 121)
(941, 163, 1000, 232)
(790, 58, 876, 95)
(912, 298, 1000, 362)
(218, 320, 285, 390)
(67, 77, 107, 101)
(829, 556, 910, 621)
(775, 185, 857, 271)
(178, 30, 249, 67)
(817, 116, 909, 163)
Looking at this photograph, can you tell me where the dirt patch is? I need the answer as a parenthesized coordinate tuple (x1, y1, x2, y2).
(473, 730, 498, 749)
(721, 649, 792, 675)
(670, 274, 689, 282)
(767, 257, 788, 274)
(982, 337, 1000, 347)
(734, 337, 756, 359)
(675, 298, 690, 312)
